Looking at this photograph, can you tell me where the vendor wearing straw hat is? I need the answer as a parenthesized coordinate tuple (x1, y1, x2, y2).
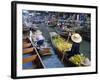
(34, 30, 45, 47)
(67, 33, 82, 58)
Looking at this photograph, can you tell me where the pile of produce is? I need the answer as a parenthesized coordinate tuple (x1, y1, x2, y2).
(52, 35, 72, 51)
(69, 54, 87, 66)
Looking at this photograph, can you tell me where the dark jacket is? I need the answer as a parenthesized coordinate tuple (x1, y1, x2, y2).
(67, 42, 80, 58)
(71, 42, 80, 54)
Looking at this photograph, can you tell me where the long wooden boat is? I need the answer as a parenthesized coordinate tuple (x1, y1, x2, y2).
(49, 32, 80, 67)
(23, 37, 45, 69)
(49, 32, 65, 60)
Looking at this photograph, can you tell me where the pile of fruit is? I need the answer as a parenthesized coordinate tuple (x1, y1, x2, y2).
(69, 54, 86, 66)
(52, 35, 72, 52)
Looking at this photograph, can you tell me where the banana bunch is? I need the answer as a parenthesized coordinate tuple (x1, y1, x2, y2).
(69, 54, 86, 66)
(52, 35, 72, 51)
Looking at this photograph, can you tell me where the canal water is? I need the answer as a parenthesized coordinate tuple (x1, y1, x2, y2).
(80, 40, 91, 60)
(41, 45, 64, 68)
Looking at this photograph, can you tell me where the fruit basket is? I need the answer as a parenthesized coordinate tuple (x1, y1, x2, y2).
(68, 54, 90, 66)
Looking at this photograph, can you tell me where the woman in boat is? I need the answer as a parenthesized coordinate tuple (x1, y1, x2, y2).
(34, 30, 45, 47)
(67, 33, 82, 58)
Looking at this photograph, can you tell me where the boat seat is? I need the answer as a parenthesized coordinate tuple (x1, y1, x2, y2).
(23, 47, 34, 54)
(23, 54, 37, 63)
(23, 43, 31, 48)
(23, 52, 37, 69)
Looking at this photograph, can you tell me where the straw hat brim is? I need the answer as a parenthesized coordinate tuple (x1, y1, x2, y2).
(35, 30, 42, 35)
(71, 33, 82, 43)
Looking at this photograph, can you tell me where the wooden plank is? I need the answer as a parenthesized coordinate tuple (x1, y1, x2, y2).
(23, 47, 34, 54)
(23, 55, 37, 63)
(23, 43, 31, 48)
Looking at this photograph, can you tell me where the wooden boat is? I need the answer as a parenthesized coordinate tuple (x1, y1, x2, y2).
(55, 27, 74, 40)
(49, 32, 64, 59)
(23, 37, 45, 69)
(55, 28, 68, 38)
(49, 32, 80, 67)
